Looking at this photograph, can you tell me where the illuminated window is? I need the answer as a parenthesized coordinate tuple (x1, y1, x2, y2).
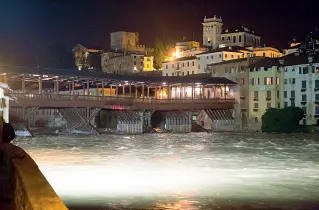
(276, 77, 280, 85)
(264, 77, 273, 85)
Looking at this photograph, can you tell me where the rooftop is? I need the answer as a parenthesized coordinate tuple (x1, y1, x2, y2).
(223, 26, 260, 37)
(162, 56, 197, 63)
(0, 66, 236, 86)
(196, 47, 247, 56)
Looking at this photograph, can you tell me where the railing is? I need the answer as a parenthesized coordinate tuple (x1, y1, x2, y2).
(9, 93, 236, 104)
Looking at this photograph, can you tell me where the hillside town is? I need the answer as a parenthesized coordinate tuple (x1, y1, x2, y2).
(67, 16, 319, 131)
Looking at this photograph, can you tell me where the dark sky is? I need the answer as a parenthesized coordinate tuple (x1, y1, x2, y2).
(0, 0, 318, 68)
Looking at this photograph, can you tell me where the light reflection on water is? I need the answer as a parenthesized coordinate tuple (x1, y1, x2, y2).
(13, 133, 319, 209)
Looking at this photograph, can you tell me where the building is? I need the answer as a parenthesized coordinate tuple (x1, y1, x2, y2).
(202, 16, 261, 49)
(196, 47, 250, 74)
(207, 56, 265, 130)
(162, 56, 198, 76)
(248, 46, 283, 58)
(101, 51, 144, 74)
(282, 52, 319, 125)
(247, 58, 283, 131)
(143, 55, 155, 71)
(175, 40, 203, 58)
(110, 31, 153, 53)
(72, 44, 104, 70)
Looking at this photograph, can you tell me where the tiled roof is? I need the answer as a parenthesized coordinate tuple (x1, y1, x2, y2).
(208, 56, 265, 67)
(162, 56, 197, 63)
(248, 57, 280, 68)
(195, 47, 245, 56)
(283, 52, 319, 66)
(222, 26, 260, 37)
(0, 66, 236, 85)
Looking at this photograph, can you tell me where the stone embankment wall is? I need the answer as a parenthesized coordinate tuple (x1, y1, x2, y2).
(2, 144, 68, 210)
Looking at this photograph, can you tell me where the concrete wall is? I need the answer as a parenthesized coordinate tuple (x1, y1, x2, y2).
(2, 144, 68, 210)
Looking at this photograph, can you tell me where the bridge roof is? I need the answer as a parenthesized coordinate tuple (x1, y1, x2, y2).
(0, 66, 236, 85)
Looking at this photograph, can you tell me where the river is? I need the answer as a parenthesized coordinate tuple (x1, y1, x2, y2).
(13, 133, 319, 210)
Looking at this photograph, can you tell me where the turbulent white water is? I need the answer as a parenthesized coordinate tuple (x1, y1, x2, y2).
(14, 133, 319, 209)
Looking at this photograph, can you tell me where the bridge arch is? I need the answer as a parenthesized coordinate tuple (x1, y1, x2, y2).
(150, 111, 166, 129)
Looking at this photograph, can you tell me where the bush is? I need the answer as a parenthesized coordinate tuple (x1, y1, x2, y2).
(261, 107, 304, 133)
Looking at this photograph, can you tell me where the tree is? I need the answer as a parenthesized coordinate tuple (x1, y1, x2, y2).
(261, 107, 304, 133)
(153, 39, 165, 70)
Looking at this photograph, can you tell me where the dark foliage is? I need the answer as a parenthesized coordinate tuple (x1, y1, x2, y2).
(261, 107, 304, 133)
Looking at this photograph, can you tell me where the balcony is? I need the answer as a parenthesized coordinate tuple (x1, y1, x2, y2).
(253, 108, 259, 112)
(290, 97, 295, 101)
(253, 98, 259, 101)
(266, 97, 271, 101)
(301, 88, 306, 92)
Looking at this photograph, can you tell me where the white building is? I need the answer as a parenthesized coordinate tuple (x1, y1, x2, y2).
(196, 47, 245, 74)
(283, 53, 319, 125)
(203, 16, 261, 49)
(162, 56, 198, 76)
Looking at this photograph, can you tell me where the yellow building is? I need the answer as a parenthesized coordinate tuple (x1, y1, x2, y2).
(247, 58, 283, 131)
(143, 56, 154, 71)
(251, 47, 282, 58)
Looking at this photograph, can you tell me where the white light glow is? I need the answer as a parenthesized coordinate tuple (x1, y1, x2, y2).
(16, 134, 319, 209)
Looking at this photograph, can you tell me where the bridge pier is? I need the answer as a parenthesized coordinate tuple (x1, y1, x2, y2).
(58, 108, 100, 134)
(116, 110, 144, 134)
(164, 111, 192, 133)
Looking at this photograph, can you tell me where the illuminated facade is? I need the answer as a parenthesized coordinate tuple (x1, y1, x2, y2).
(101, 51, 144, 74)
(203, 16, 261, 49)
(72, 44, 103, 70)
(282, 53, 319, 125)
(248, 58, 283, 131)
(143, 55, 156, 71)
(162, 56, 198, 76)
(248, 47, 283, 58)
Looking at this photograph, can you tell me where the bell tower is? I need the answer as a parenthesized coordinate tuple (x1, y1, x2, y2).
(202, 15, 223, 49)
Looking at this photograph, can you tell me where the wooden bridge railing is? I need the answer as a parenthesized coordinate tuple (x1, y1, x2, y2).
(9, 93, 236, 104)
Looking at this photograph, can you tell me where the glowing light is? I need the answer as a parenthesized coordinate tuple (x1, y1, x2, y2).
(169, 57, 174, 61)
(172, 52, 176, 56)
(175, 50, 180, 58)
(162, 82, 166, 85)
(133, 66, 137, 71)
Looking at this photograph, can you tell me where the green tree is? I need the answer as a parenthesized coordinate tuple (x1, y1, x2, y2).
(153, 39, 165, 70)
(261, 107, 304, 133)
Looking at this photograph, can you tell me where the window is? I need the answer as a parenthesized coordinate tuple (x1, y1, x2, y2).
(231, 55, 234, 58)
(241, 78, 245, 85)
(316, 67, 319, 73)
(267, 102, 271, 108)
(192, 71, 194, 74)
(225, 54, 228, 58)
(211, 55, 214, 59)
(302, 80, 307, 89)
(267, 91, 271, 98)
(284, 79, 287, 84)
(198, 65, 200, 69)
(315, 80, 319, 88)
(276, 77, 280, 85)
(292, 67, 295, 71)
(197, 57, 200, 60)
(284, 102, 288, 107)
(316, 106, 319, 114)
(277, 103, 280, 108)
(182, 72, 185, 76)
(187, 62, 189, 67)
(264, 67, 268, 71)
(302, 107, 307, 115)
(172, 73, 174, 76)
(312, 66, 315, 73)
(166, 73, 168, 76)
(292, 78, 295, 84)
(291, 101, 295, 107)
(182, 63, 184, 67)
(315, 94, 319, 101)
(254, 103, 259, 109)
(192, 61, 195, 66)
(303, 67, 308, 74)
(302, 94, 307, 102)
(147, 64, 149, 68)
(233, 36, 236, 43)
(263, 53, 266, 57)
(250, 68, 254, 72)
(299, 67, 302, 74)
(239, 35, 242, 42)
(284, 91, 287, 98)
(166, 65, 168, 69)
(277, 90, 279, 98)
(291, 91, 295, 98)
(254, 117, 258, 122)
(219, 54, 222, 58)
(134, 61, 136, 65)
(265, 77, 273, 85)
(187, 71, 189, 75)
(254, 91, 258, 99)
(207, 56, 209, 59)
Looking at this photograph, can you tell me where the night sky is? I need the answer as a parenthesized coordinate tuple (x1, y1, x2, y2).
(0, 0, 318, 68)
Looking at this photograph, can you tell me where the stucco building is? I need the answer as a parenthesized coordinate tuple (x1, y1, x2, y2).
(282, 52, 319, 125)
(202, 16, 261, 49)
